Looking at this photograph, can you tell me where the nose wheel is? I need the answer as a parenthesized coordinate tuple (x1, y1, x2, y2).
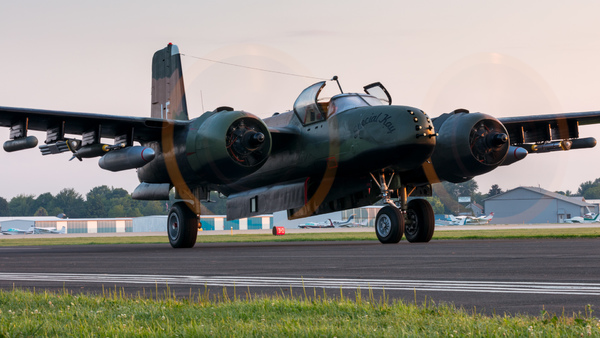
(404, 199, 435, 243)
(375, 205, 404, 243)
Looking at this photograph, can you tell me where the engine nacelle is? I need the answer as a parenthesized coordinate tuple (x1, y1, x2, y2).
(186, 110, 272, 183)
(431, 111, 509, 183)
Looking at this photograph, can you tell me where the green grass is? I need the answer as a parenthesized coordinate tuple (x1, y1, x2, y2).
(0, 287, 598, 337)
(0, 227, 599, 246)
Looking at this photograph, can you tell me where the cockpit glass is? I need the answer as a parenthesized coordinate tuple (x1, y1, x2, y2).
(364, 82, 392, 105)
(293, 81, 327, 125)
(328, 94, 383, 116)
(362, 96, 386, 106)
(294, 81, 388, 123)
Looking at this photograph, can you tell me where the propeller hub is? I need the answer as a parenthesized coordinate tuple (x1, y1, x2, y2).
(490, 133, 508, 147)
(243, 131, 265, 149)
(469, 119, 510, 165)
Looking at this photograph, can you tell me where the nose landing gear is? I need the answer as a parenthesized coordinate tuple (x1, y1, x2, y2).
(371, 171, 435, 244)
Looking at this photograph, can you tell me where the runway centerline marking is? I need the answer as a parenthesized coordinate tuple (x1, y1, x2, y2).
(0, 273, 599, 296)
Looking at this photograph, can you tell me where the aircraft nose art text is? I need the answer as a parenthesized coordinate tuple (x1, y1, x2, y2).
(343, 105, 436, 172)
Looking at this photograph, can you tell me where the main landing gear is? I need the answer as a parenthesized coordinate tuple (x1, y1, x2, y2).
(168, 202, 198, 248)
(371, 171, 435, 244)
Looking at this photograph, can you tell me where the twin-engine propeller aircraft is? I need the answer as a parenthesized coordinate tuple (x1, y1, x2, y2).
(1, 44, 600, 248)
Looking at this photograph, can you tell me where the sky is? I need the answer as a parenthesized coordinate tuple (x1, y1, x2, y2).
(1, 0, 600, 199)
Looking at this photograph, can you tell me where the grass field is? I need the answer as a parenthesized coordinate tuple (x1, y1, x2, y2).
(0, 227, 599, 246)
(0, 287, 599, 337)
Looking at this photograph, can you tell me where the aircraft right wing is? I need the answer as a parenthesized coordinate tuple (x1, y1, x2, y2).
(0, 106, 189, 145)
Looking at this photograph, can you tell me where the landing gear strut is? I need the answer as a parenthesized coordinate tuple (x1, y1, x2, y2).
(371, 171, 435, 244)
(168, 202, 198, 248)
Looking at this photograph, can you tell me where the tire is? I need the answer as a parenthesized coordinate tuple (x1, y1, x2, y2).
(375, 205, 404, 244)
(404, 199, 435, 243)
(168, 202, 198, 248)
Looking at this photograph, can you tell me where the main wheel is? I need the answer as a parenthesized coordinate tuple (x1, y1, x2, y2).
(168, 202, 198, 248)
(375, 205, 404, 243)
(404, 199, 435, 243)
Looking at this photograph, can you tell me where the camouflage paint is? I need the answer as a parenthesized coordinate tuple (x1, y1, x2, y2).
(151, 44, 188, 120)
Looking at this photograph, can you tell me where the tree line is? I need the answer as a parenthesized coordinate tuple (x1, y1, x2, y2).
(3, 178, 599, 218)
(0, 186, 168, 218)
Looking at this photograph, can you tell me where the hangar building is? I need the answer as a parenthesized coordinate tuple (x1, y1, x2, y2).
(0, 215, 273, 234)
(483, 186, 599, 224)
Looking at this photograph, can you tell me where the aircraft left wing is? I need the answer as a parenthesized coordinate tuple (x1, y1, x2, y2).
(499, 110, 600, 145)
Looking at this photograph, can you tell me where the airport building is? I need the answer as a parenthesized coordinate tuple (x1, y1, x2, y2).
(0, 215, 273, 234)
(483, 186, 599, 224)
(342, 206, 381, 227)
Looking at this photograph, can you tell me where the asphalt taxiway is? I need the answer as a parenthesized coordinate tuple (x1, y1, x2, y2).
(0, 237, 599, 316)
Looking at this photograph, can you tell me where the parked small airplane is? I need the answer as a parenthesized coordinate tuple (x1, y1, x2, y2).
(435, 213, 493, 225)
(298, 220, 335, 229)
(564, 213, 600, 223)
(1, 44, 600, 248)
(298, 214, 367, 228)
(1, 227, 34, 235)
(452, 212, 494, 225)
(1, 226, 66, 235)
(434, 214, 462, 226)
(332, 214, 368, 227)
(32, 226, 66, 234)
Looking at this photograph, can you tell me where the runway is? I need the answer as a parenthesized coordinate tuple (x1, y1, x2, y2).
(0, 238, 599, 316)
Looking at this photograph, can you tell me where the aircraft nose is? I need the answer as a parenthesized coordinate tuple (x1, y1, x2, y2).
(409, 109, 436, 139)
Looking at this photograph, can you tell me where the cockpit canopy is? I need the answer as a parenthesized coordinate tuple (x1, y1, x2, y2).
(293, 81, 392, 126)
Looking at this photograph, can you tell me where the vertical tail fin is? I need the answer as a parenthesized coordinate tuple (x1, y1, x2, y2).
(151, 43, 189, 120)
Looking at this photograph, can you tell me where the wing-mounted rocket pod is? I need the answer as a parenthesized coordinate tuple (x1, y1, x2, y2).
(3, 136, 38, 152)
(521, 137, 596, 153)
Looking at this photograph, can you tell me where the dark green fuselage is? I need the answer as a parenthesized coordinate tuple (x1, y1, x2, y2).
(138, 104, 436, 203)
(235, 105, 436, 192)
